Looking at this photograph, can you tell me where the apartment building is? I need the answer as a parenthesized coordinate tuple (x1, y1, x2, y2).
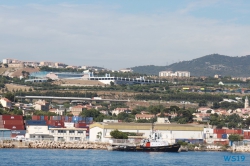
(159, 71, 190, 77)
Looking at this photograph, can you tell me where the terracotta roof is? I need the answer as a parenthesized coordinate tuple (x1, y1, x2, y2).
(2, 98, 11, 102)
(135, 114, 155, 118)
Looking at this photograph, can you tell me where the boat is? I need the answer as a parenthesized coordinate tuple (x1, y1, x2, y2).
(110, 122, 180, 152)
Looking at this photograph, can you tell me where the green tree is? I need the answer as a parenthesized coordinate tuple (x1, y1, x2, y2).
(110, 129, 128, 139)
(228, 134, 242, 142)
(4, 92, 15, 102)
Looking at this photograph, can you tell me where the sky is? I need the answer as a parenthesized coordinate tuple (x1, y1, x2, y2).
(0, 0, 250, 70)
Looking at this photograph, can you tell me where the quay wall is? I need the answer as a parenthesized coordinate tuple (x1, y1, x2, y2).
(0, 140, 109, 149)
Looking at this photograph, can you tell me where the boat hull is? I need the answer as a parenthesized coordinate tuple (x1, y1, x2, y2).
(111, 144, 180, 152)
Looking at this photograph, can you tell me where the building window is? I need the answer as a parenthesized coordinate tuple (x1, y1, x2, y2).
(75, 137, 80, 141)
(69, 130, 75, 134)
(58, 130, 66, 133)
(70, 137, 74, 141)
(77, 131, 83, 134)
(58, 137, 64, 141)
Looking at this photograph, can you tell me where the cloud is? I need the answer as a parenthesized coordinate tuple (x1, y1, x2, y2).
(0, 2, 250, 70)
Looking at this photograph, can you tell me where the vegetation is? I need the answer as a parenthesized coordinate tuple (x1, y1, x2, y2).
(132, 54, 250, 77)
(110, 129, 128, 139)
(209, 113, 244, 129)
(228, 134, 243, 142)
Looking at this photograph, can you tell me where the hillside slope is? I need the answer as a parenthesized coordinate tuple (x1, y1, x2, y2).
(132, 54, 250, 77)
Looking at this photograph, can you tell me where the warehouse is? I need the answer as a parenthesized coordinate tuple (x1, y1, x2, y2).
(89, 122, 204, 144)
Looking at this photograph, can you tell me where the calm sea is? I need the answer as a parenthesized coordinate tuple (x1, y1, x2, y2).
(0, 149, 249, 166)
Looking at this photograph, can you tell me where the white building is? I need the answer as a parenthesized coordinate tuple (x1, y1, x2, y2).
(25, 125, 51, 139)
(111, 108, 130, 115)
(2, 59, 13, 64)
(49, 128, 87, 142)
(119, 68, 133, 73)
(89, 122, 204, 143)
(0, 98, 12, 109)
(159, 71, 190, 77)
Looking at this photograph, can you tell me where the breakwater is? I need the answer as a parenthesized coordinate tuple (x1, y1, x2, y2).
(2, 140, 250, 153)
(0, 140, 109, 149)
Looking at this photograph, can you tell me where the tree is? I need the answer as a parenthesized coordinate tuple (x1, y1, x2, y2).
(245, 117, 250, 126)
(228, 134, 242, 142)
(198, 100, 207, 107)
(206, 110, 212, 113)
(212, 102, 220, 109)
(4, 92, 15, 102)
(96, 131, 102, 141)
(110, 129, 128, 139)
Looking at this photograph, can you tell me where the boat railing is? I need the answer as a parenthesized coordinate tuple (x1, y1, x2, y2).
(110, 139, 141, 145)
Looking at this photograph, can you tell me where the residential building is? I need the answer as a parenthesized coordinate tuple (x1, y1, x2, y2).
(70, 105, 87, 116)
(8, 63, 24, 68)
(119, 68, 133, 73)
(40, 61, 56, 67)
(111, 108, 130, 115)
(49, 108, 64, 116)
(135, 114, 155, 120)
(0, 98, 12, 109)
(159, 71, 190, 77)
(34, 100, 50, 111)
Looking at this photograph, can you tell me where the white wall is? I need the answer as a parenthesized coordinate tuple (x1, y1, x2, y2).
(90, 126, 204, 143)
(25, 125, 49, 138)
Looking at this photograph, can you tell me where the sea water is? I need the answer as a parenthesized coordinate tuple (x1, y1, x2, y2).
(0, 149, 249, 166)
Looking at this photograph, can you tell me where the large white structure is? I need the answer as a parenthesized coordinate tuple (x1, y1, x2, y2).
(49, 128, 87, 141)
(159, 71, 190, 77)
(89, 122, 204, 143)
(25, 125, 51, 139)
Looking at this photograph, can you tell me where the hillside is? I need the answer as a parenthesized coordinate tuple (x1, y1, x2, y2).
(131, 54, 250, 77)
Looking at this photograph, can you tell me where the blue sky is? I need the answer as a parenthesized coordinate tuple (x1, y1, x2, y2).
(0, 0, 250, 69)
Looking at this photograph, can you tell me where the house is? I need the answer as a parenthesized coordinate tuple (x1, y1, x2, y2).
(49, 108, 65, 116)
(0, 98, 12, 109)
(34, 100, 50, 111)
(196, 107, 213, 114)
(70, 105, 86, 116)
(111, 108, 130, 115)
(135, 114, 155, 120)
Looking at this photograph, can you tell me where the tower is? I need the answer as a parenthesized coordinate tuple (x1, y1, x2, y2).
(245, 96, 249, 109)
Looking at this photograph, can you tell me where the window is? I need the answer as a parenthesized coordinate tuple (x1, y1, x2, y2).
(69, 130, 75, 134)
(58, 130, 66, 133)
(70, 137, 74, 141)
(77, 131, 83, 134)
(75, 137, 80, 141)
(58, 137, 63, 141)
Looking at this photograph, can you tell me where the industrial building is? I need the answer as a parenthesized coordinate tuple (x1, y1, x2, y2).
(89, 122, 204, 144)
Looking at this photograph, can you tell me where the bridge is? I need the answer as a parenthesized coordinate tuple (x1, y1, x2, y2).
(15, 96, 129, 103)
(89, 75, 167, 85)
